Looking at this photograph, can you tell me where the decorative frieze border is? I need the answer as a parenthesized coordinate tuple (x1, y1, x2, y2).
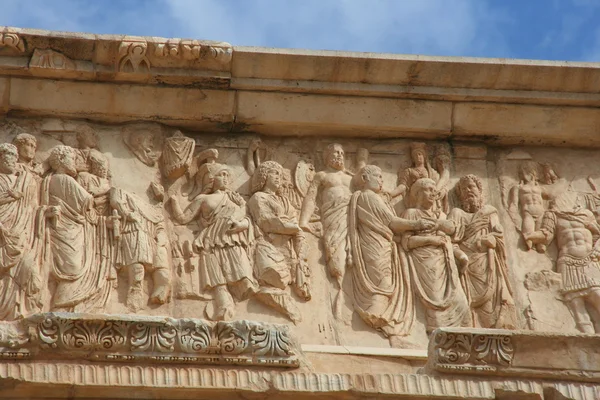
(0, 313, 299, 368)
(428, 328, 600, 384)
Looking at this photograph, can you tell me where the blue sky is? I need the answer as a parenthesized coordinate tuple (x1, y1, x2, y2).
(2, 0, 600, 62)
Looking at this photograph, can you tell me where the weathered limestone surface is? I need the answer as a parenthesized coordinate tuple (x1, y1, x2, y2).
(1, 26, 600, 399)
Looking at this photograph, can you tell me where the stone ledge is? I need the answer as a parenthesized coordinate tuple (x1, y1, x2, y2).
(428, 328, 600, 384)
(0, 313, 299, 368)
(0, 362, 598, 399)
(301, 344, 427, 360)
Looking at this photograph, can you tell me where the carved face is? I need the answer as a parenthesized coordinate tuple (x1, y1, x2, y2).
(0, 151, 18, 174)
(417, 181, 437, 209)
(17, 140, 36, 162)
(362, 170, 383, 193)
(460, 180, 481, 212)
(212, 169, 230, 191)
(327, 145, 345, 170)
(78, 131, 98, 149)
(265, 168, 282, 192)
(412, 150, 426, 167)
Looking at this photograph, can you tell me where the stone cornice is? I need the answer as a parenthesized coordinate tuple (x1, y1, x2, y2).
(1, 26, 600, 147)
(0, 313, 299, 368)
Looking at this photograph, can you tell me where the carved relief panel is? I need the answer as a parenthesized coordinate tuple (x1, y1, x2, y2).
(1, 116, 596, 352)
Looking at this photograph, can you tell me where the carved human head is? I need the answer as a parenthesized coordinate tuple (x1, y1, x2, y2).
(519, 161, 538, 183)
(253, 160, 283, 193)
(434, 147, 451, 171)
(200, 162, 230, 193)
(540, 163, 559, 185)
(89, 150, 109, 179)
(48, 145, 77, 177)
(323, 143, 345, 171)
(410, 142, 428, 167)
(410, 178, 437, 210)
(0, 143, 18, 175)
(457, 174, 483, 212)
(12, 133, 37, 162)
(76, 126, 99, 149)
(358, 165, 384, 193)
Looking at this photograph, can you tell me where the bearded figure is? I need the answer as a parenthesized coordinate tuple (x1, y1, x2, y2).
(449, 174, 517, 329)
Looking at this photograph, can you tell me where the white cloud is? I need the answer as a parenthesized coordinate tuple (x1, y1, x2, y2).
(163, 0, 510, 57)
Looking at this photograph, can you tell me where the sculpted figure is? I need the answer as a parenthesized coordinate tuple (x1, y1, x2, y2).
(401, 178, 472, 331)
(508, 161, 547, 252)
(299, 143, 353, 318)
(12, 133, 42, 176)
(390, 142, 440, 208)
(0, 143, 42, 320)
(77, 151, 111, 215)
(529, 192, 600, 333)
(248, 161, 309, 323)
(449, 175, 518, 329)
(110, 187, 171, 311)
(169, 161, 257, 320)
(349, 165, 434, 338)
(41, 145, 112, 312)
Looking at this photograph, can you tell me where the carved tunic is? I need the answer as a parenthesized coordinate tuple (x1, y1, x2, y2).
(194, 191, 256, 293)
(401, 208, 471, 331)
(450, 205, 517, 329)
(248, 191, 296, 289)
(398, 165, 439, 207)
(348, 190, 414, 336)
(0, 168, 41, 319)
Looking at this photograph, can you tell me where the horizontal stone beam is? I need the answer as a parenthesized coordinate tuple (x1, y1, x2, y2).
(427, 327, 600, 383)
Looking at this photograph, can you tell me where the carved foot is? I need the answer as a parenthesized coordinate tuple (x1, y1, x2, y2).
(149, 286, 170, 305)
(255, 289, 302, 324)
(576, 322, 595, 334)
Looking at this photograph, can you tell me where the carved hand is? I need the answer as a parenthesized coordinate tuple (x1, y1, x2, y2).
(45, 206, 61, 219)
(8, 190, 23, 200)
(430, 236, 446, 247)
(480, 235, 497, 249)
(416, 218, 436, 231)
(227, 219, 249, 234)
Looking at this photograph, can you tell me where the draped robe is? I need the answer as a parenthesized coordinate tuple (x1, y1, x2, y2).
(41, 173, 111, 311)
(450, 205, 517, 329)
(401, 208, 471, 331)
(349, 190, 414, 336)
(0, 167, 41, 319)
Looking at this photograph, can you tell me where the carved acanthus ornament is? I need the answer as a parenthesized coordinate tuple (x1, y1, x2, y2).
(2, 313, 299, 367)
(0, 31, 25, 52)
(433, 330, 514, 372)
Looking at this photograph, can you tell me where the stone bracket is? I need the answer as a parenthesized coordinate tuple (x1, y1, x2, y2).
(428, 327, 600, 383)
(0, 313, 300, 368)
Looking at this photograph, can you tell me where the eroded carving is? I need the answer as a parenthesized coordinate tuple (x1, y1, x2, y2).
(0, 142, 42, 320)
(118, 40, 150, 73)
(155, 39, 233, 64)
(401, 178, 472, 332)
(0, 31, 25, 52)
(349, 165, 433, 342)
(298, 144, 367, 319)
(248, 161, 309, 323)
(434, 330, 514, 370)
(169, 157, 258, 321)
(29, 49, 76, 70)
(5, 313, 298, 366)
(450, 175, 518, 329)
